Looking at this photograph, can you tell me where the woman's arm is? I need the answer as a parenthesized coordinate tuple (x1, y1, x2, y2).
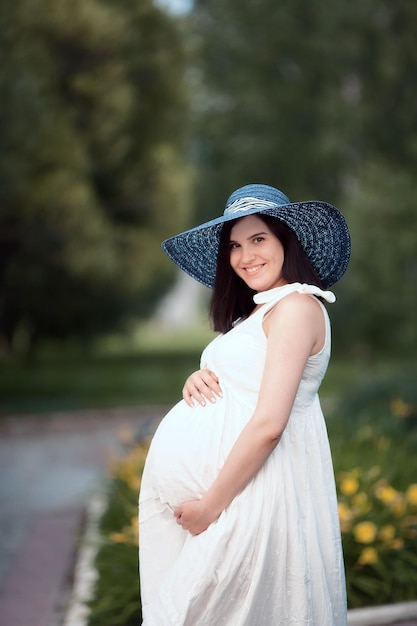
(175, 293, 325, 535)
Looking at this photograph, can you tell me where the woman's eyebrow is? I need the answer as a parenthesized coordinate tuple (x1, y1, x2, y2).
(229, 231, 269, 243)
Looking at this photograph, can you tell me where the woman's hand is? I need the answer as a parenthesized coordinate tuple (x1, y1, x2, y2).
(174, 499, 221, 535)
(182, 368, 222, 407)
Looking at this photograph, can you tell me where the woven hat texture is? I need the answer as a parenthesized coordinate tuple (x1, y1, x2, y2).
(162, 184, 351, 289)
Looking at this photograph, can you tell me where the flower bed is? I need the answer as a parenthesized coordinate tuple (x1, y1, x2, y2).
(87, 441, 147, 626)
(87, 368, 417, 624)
(338, 467, 417, 607)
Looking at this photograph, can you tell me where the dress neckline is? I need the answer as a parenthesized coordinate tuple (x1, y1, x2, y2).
(253, 282, 336, 306)
(231, 283, 335, 328)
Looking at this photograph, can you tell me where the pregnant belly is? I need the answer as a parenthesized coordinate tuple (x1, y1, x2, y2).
(142, 397, 235, 508)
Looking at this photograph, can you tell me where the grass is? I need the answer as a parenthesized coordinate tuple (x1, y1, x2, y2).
(0, 355, 371, 417)
(0, 324, 215, 416)
(1, 317, 415, 418)
(0, 352, 201, 415)
(0, 321, 379, 417)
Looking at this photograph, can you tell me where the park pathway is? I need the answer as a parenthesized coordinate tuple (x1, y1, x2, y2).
(0, 407, 416, 626)
(0, 408, 163, 626)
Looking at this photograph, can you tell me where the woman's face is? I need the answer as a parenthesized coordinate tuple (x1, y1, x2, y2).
(229, 215, 287, 292)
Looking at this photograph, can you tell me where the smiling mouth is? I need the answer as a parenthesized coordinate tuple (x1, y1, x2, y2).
(244, 264, 265, 274)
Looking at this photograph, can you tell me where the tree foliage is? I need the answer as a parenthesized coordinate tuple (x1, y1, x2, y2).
(0, 0, 192, 355)
(2, 0, 416, 357)
(336, 163, 417, 356)
(188, 0, 417, 356)
(188, 0, 355, 217)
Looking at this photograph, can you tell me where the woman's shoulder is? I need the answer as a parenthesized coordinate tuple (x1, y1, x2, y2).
(263, 290, 325, 337)
(273, 290, 323, 315)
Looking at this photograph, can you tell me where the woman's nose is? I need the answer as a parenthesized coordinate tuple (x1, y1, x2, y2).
(240, 245, 255, 263)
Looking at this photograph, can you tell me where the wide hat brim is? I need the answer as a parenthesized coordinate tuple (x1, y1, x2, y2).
(162, 190, 351, 289)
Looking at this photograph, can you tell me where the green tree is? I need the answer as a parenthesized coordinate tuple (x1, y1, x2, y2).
(189, 0, 417, 207)
(0, 0, 192, 356)
(189, 0, 356, 219)
(336, 163, 417, 357)
(188, 0, 417, 356)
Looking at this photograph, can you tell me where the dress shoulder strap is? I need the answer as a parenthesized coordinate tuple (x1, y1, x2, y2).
(253, 282, 336, 314)
(252, 283, 333, 353)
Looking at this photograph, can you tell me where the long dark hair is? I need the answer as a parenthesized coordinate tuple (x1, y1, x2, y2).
(209, 214, 323, 333)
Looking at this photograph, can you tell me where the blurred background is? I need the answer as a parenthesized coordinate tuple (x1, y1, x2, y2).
(1, 0, 416, 395)
(0, 0, 417, 623)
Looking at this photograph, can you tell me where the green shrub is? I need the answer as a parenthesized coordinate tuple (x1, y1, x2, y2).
(338, 467, 417, 607)
(88, 440, 146, 626)
(329, 366, 417, 487)
(328, 366, 417, 607)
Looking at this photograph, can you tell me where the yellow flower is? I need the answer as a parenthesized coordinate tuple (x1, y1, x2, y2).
(109, 532, 130, 544)
(111, 443, 149, 490)
(390, 397, 414, 419)
(131, 516, 139, 533)
(406, 484, 417, 506)
(109, 520, 139, 547)
(338, 503, 353, 532)
(338, 502, 351, 520)
(375, 484, 399, 506)
(379, 524, 395, 543)
(353, 521, 378, 544)
(358, 547, 378, 565)
(392, 499, 406, 518)
(340, 477, 359, 496)
(389, 538, 404, 550)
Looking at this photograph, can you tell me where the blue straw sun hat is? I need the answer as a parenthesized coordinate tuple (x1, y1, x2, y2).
(162, 184, 351, 289)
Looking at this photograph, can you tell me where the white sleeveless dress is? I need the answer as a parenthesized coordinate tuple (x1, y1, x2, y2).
(139, 283, 347, 625)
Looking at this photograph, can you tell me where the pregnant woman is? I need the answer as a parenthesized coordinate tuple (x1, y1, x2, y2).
(139, 183, 351, 625)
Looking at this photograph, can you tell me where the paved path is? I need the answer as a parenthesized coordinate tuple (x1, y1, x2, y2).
(0, 408, 163, 626)
(0, 408, 416, 626)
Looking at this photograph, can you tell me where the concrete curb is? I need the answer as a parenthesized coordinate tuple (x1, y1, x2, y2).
(62, 496, 106, 626)
(347, 601, 417, 625)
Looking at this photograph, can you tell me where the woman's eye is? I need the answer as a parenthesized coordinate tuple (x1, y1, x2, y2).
(254, 236, 264, 243)
(230, 242, 240, 249)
